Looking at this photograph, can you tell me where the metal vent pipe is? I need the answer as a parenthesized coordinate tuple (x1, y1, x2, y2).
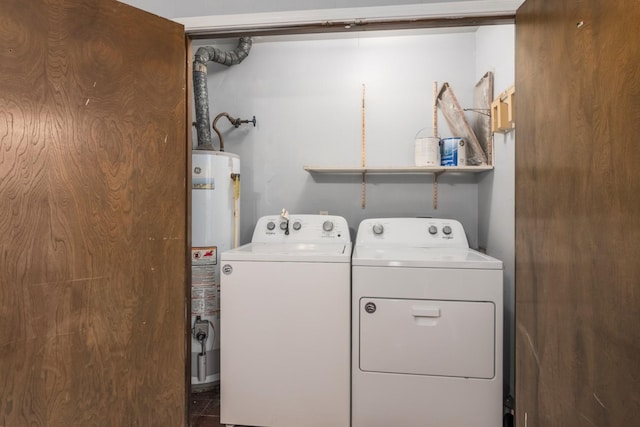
(193, 37, 252, 149)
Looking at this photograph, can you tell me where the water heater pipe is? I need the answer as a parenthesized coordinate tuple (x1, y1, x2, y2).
(212, 113, 256, 152)
(192, 316, 211, 382)
(193, 38, 253, 149)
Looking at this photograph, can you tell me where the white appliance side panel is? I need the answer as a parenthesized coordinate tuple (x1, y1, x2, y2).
(359, 298, 495, 379)
(220, 261, 350, 427)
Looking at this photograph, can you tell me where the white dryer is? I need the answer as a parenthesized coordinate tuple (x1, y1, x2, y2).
(220, 214, 351, 427)
(352, 218, 503, 427)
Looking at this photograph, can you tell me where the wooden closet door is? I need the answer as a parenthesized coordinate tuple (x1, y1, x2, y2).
(515, 0, 640, 425)
(0, 0, 188, 425)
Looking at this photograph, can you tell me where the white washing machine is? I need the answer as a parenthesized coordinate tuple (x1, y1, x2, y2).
(352, 218, 503, 427)
(219, 214, 352, 427)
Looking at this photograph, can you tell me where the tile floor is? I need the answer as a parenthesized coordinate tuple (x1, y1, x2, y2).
(190, 388, 249, 427)
(190, 388, 223, 427)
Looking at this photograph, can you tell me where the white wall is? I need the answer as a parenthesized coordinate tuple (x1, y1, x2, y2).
(195, 30, 484, 244)
(475, 23, 515, 400)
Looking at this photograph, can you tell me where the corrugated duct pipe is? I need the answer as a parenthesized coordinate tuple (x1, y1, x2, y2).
(193, 37, 253, 149)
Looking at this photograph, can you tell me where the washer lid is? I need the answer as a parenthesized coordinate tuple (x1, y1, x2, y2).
(221, 242, 352, 263)
(352, 246, 503, 269)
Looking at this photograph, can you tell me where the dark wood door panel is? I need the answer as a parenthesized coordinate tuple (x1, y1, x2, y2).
(0, 0, 188, 425)
(516, 0, 640, 425)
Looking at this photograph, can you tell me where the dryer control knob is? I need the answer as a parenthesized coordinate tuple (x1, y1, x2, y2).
(442, 225, 452, 235)
(280, 221, 288, 230)
(292, 221, 302, 231)
(267, 221, 276, 231)
(372, 224, 384, 235)
(428, 225, 438, 235)
(322, 221, 334, 232)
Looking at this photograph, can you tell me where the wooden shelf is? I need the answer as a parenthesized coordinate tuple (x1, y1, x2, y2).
(304, 164, 493, 209)
(303, 165, 493, 174)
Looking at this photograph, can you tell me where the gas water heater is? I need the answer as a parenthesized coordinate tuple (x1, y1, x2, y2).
(191, 150, 240, 392)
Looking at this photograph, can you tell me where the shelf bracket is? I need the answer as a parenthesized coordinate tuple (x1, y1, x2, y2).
(361, 172, 366, 209)
(433, 171, 444, 209)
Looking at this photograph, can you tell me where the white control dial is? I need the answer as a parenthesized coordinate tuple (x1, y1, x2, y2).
(442, 225, 452, 235)
(267, 221, 276, 231)
(372, 224, 384, 235)
(280, 221, 288, 230)
(292, 221, 302, 231)
(322, 221, 334, 232)
(428, 225, 438, 235)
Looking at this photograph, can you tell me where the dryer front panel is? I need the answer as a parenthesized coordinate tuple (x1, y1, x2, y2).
(359, 298, 495, 379)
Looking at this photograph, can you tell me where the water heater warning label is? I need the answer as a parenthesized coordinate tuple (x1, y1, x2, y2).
(192, 246, 219, 315)
(191, 286, 218, 316)
(192, 247, 217, 265)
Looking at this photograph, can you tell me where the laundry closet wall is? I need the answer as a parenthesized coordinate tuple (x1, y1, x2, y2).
(193, 31, 483, 245)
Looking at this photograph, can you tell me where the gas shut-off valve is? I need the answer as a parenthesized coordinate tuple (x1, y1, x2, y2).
(193, 316, 211, 382)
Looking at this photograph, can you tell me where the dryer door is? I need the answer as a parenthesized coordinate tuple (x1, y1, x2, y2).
(359, 298, 495, 379)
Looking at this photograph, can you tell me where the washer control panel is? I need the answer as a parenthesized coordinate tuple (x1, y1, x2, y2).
(356, 218, 469, 248)
(253, 214, 350, 243)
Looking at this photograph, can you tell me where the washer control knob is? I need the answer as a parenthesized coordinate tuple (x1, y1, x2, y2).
(442, 225, 452, 235)
(372, 224, 384, 235)
(322, 221, 334, 232)
(292, 221, 302, 231)
(428, 225, 438, 235)
(266, 221, 276, 231)
(280, 221, 288, 230)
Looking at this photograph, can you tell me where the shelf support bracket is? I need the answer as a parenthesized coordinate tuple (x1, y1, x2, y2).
(433, 171, 444, 209)
(361, 172, 366, 209)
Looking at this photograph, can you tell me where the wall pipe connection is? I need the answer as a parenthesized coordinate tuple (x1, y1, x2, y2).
(212, 113, 256, 152)
(193, 37, 253, 149)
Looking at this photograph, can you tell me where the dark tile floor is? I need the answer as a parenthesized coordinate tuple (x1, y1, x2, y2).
(190, 388, 223, 427)
(190, 388, 248, 427)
